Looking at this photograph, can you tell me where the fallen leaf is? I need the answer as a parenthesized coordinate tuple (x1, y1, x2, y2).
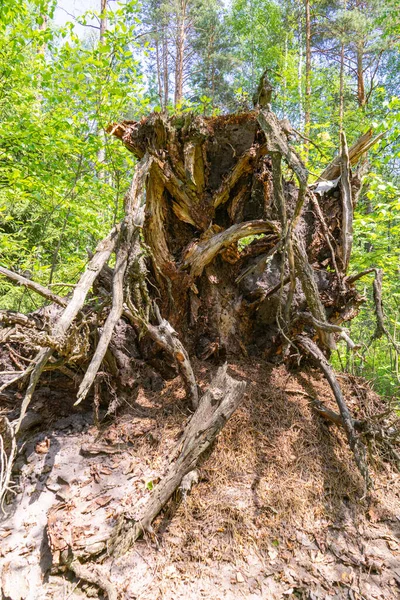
(35, 438, 50, 454)
(236, 571, 245, 583)
(368, 507, 380, 523)
(82, 495, 112, 514)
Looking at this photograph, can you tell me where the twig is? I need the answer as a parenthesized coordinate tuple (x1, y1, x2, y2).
(0, 416, 17, 513)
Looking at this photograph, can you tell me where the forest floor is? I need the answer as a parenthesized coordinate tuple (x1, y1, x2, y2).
(0, 359, 399, 600)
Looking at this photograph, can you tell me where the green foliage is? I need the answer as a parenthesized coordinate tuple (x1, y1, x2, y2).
(0, 0, 147, 310)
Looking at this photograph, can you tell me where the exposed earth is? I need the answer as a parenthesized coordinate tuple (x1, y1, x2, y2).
(1, 360, 399, 599)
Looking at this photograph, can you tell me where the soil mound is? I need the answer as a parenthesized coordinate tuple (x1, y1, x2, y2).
(0, 360, 399, 599)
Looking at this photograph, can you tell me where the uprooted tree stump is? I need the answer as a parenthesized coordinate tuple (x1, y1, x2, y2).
(1, 108, 398, 582)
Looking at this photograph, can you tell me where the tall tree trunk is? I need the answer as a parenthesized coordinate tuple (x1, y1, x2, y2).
(356, 41, 366, 107)
(298, 13, 303, 130)
(100, 0, 107, 41)
(174, 0, 187, 107)
(155, 39, 164, 108)
(163, 28, 169, 107)
(97, 0, 108, 177)
(304, 0, 311, 155)
(283, 32, 288, 118)
(339, 40, 345, 133)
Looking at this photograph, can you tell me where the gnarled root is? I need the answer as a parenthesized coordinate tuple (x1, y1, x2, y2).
(107, 364, 246, 556)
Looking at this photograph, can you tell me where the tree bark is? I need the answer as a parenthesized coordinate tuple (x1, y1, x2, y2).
(304, 0, 311, 152)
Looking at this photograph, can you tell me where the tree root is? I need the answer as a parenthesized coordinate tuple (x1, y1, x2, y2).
(107, 364, 246, 556)
(297, 335, 370, 488)
(292, 394, 400, 472)
(69, 560, 118, 600)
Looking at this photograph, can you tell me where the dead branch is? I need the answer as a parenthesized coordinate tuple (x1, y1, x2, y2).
(150, 304, 198, 409)
(308, 191, 342, 284)
(0, 266, 67, 307)
(318, 129, 385, 182)
(293, 236, 335, 349)
(346, 268, 376, 284)
(107, 364, 246, 556)
(0, 225, 120, 509)
(0, 416, 17, 514)
(124, 302, 199, 410)
(308, 398, 399, 469)
(183, 219, 280, 279)
(0, 311, 43, 329)
(301, 313, 360, 351)
(75, 154, 151, 405)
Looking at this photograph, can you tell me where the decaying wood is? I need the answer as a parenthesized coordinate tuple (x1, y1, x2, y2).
(183, 219, 280, 279)
(293, 237, 335, 349)
(1, 106, 391, 566)
(213, 148, 257, 208)
(15, 224, 120, 427)
(258, 109, 308, 224)
(340, 131, 353, 271)
(318, 129, 385, 182)
(308, 191, 342, 284)
(69, 561, 117, 600)
(0, 416, 16, 513)
(147, 305, 199, 409)
(108, 365, 246, 556)
(0, 225, 120, 508)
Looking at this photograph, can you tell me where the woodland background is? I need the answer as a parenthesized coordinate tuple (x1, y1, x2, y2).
(1, 0, 400, 395)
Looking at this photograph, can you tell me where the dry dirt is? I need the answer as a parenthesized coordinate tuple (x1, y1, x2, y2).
(1, 359, 399, 600)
